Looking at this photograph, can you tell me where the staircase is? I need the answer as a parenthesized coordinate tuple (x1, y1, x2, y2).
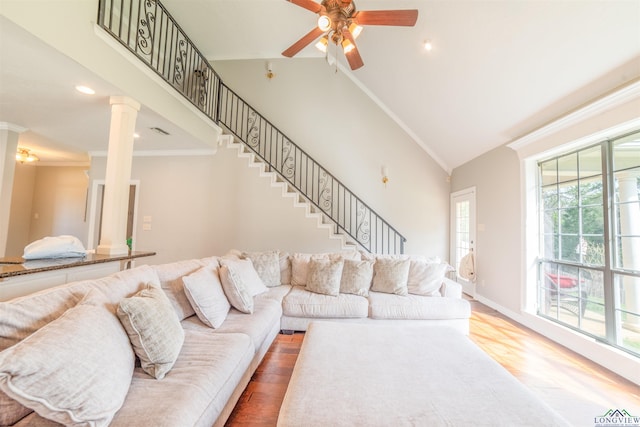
(220, 135, 357, 251)
(97, 0, 406, 254)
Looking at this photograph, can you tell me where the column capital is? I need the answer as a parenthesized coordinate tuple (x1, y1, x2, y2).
(0, 122, 28, 133)
(109, 96, 140, 111)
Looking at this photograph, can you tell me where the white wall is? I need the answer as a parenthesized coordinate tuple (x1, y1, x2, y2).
(6, 165, 88, 255)
(89, 146, 347, 265)
(450, 146, 521, 309)
(214, 58, 451, 258)
(6, 162, 36, 255)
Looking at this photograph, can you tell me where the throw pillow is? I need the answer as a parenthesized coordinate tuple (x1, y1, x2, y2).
(218, 264, 254, 314)
(280, 252, 292, 285)
(241, 251, 281, 287)
(340, 259, 374, 296)
(306, 258, 344, 297)
(219, 258, 268, 297)
(407, 261, 450, 296)
(182, 266, 230, 328)
(117, 285, 185, 380)
(371, 258, 411, 295)
(0, 291, 134, 427)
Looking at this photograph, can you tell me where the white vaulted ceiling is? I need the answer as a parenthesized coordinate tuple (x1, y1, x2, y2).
(1, 0, 639, 171)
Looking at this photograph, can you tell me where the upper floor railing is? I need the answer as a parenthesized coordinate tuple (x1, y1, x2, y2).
(97, 0, 406, 254)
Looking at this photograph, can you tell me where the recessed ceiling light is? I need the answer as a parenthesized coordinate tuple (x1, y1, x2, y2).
(423, 40, 433, 52)
(75, 85, 95, 95)
(133, 133, 140, 139)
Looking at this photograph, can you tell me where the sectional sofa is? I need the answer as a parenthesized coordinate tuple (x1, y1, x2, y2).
(0, 250, 470, 427)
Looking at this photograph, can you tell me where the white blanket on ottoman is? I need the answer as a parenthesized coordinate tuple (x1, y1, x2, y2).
(277, 322, 570, 427)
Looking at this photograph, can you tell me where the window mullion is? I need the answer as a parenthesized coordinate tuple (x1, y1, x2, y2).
(601, 141, 616, 342)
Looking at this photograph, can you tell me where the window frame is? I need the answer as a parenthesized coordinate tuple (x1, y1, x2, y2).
(536, 130, 639, 357)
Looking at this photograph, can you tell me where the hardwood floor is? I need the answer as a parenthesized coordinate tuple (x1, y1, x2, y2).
(226, 298, 640, 426)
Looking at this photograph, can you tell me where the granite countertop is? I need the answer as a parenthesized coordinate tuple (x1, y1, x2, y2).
(0, 251, 156, 279)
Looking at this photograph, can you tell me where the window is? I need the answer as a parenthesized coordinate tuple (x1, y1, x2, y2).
(537, 130, 640, 357)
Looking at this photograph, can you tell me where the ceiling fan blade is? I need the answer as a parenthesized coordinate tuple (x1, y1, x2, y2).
(286, 0, 323, 13)
(354, 10, 419, 26)
(282, 27, 325, 57)
(341, 27, 364, 70)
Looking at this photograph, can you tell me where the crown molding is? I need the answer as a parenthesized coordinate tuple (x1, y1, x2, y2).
(508, 79, 640, 151)
(89, 149, 217, 158)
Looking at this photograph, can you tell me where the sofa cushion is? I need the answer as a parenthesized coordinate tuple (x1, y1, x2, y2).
(183, 296, 282, 353)
(340, 259, 374, 296)
(242, 251, 281, 287)
(182, 266, 230, 329)
(0, 392, 32, 426)
(117, 285, 185, 379)
(256, 284, 292, 303)
(0, 291, 134, 427)
(152, 259, 211, 320)
(407, 261, 451, 296)
(368, 292, 471, 320)
(306, 258, 344, 297)
(371, 258, 411, 295)
(283, 286, 368, 318)
(109, 330, 254, 427)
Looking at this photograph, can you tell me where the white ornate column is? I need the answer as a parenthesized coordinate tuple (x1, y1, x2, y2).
(96, 96, 140, 256)
(618, 171, 640, 331)
(0, 123, 27, 257)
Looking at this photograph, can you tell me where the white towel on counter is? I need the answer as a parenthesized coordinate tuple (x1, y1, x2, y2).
(23, 235, 87, 260)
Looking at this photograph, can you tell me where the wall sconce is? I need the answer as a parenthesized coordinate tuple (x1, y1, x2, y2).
(266, 61, 275, 80)
(381, 166, 389, 186)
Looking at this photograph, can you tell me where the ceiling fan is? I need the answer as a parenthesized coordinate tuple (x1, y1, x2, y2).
(282, 0, 418, 70)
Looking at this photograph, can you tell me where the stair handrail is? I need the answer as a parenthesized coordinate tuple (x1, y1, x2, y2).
(97, 0, 406, 254)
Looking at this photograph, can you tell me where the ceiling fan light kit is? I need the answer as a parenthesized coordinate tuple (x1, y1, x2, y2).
(283, 0, 418, 70)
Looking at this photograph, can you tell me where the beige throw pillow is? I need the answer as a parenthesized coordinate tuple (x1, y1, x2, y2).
(242, 251, 281, 287)
(182, 266, 230, 328)
(407, 261, 450, 296)
(340, 259, 374, 296)
(117, 285, 185, 380)
(371, 258, 411, 295)
(219, 258, 268, 297)
(306, 258, 344, 297)
(0, 292, 135, 427)
(218, 264, 254, 314)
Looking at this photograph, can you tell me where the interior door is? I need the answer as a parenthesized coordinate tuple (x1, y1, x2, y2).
(450, 187, 476, 296)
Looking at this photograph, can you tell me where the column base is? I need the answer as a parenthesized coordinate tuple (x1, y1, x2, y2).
(96, 243, 130, 256)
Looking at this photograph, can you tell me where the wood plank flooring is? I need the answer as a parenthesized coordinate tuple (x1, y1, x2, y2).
(226, 298, 640, 427)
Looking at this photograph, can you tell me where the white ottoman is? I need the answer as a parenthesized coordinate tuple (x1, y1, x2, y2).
(277, 322, 570, 427)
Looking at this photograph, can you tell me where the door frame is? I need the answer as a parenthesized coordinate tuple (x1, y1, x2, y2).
(87, 180, 140, 251)
(450, 187, 476, 296)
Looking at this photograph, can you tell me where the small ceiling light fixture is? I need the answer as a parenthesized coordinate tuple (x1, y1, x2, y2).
(317, 15, 332, 32)
(75, 85, 95, 95)
(16, 148, 39, 163)
(133, 132, 141, 139)
(423, 39, 433, 52)
(315, 36, 329, 53)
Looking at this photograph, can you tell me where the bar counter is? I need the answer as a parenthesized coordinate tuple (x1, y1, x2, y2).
(0, 251, 156, 301)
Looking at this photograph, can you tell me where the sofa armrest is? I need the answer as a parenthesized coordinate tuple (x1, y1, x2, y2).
(441, 278, 462, 299)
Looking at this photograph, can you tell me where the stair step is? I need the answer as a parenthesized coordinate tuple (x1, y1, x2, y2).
(227, 136, 358, 252)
